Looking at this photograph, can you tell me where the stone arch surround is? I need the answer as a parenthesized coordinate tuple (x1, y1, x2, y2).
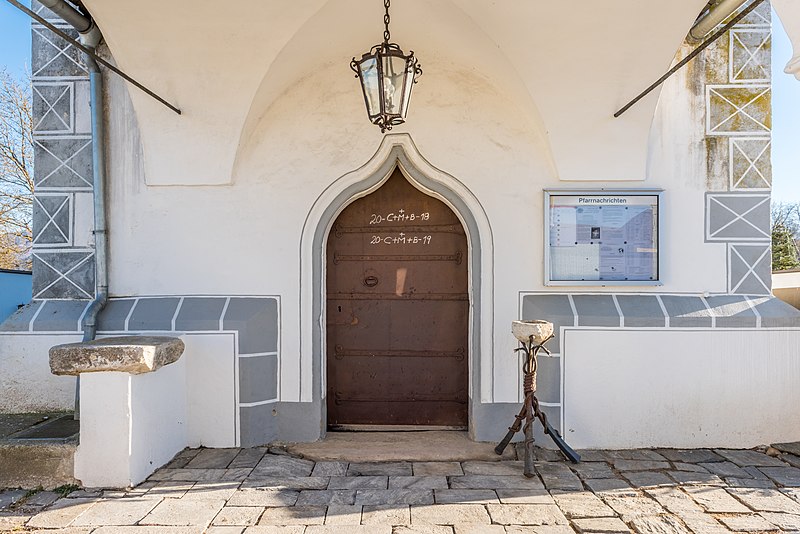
(298, 134, 495, 440)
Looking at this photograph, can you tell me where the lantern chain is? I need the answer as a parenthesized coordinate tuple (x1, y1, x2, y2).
(383, 0, 391, 43)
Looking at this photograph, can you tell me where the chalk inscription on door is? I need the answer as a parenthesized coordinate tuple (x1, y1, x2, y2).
(326, 169, 468, 427)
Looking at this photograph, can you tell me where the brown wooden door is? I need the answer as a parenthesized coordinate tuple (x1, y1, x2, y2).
(326, 169, 469, 428)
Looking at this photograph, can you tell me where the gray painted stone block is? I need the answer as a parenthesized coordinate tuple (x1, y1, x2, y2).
(223, 298, 279, 354)
(521, 294, 574, 353)
(239, 354, 279, 403)
(660, 296, 713, 327)
(0, 301, 42, 332)
(175, 297, 227, 331)
(276, 401, 324, 443)
(749, 297, 800, 327)
(706, 193, 770, 242)
(705, 296, 757, 327)
(616, 295, 666, 327)
(34, 138, 93, 189)
(730, 244, 771, 294)
(33, 81, 73, 135)
(31, 27, 87, 78)
(33, 193, 71, 246)
(239, 404, 278, 448)
(536, 355, 560, 404)
(31, 0, 66, 24)
(572, 295, 620, 327)
(32, 250, 94, 300)
(127, 298, 181, 331)
(97, 299, 136, 332)
(32, 300, 88, 332)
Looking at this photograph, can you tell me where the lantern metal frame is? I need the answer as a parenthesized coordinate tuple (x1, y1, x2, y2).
(350, 0, 422, 133)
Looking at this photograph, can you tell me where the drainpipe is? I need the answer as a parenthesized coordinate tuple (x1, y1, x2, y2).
(688, 0, 749, 43)
(39, 0, 108, 417)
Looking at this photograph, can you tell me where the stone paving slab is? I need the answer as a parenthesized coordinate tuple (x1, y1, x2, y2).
(185, 449, 240, 470)
(495, 489, 555, 505)
(140, 498, 226, 526)
(715, 449, 787, 467)
(211, 505, 264, 526)
(716, 513, 778, 532)
(241, 477, 330, 490)
(550, 491, 615, 518)
(413, 462, 464, 477)
(16, 444, 800, 533)
(71, 498, 160, 526)
(758, 511, 800, 530)
(433, 489, 499, 504)
(572, 516, 630, 533)
(411, 503, 491, 525)
(450, 475, 545, 490)
(757, 465, 800, 486)
(258, 505, 327, 526)
(487, 504, 569, 526)
(323, 504, 361, 525)
(310, 462, 348, 477)
(683, 486, 750, 513)
(629, 514, 691, 534)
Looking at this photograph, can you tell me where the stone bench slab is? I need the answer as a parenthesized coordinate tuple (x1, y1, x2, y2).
(49, 336, 185, 375)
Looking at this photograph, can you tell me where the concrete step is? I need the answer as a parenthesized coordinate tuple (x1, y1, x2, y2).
(0, 413, 79, 489)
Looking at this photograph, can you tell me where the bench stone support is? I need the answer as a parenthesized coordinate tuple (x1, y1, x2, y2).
(50, 336, 187, 488)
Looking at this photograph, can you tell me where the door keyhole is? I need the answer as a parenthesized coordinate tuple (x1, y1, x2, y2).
(364, 276, 379, 287)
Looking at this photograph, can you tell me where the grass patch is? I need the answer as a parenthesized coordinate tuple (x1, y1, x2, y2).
(53, 484, 80, 497)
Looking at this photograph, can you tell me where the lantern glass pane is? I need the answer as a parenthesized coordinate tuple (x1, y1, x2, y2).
(381, 55, 407, 116)
(359, 57, 381, 116)
(400, 59, 415, 117)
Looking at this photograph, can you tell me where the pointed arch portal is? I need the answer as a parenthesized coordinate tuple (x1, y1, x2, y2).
(299, 134, 494, 436)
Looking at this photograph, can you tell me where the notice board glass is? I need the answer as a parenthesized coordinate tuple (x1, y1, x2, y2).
(545, 190, 662, 285)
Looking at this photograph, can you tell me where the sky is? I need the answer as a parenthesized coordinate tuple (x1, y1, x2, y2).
(0, 2, 798, 202)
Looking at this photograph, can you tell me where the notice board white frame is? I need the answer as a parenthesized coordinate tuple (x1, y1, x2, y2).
(544, 189, 663, 286)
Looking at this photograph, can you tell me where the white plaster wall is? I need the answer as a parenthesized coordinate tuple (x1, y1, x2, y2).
(183, 333, 237, 448)
(104, 45, 727, 405)
(563, 328, 800, 449)
(774, 0, 800, 80)
(0, 334, 78, 413)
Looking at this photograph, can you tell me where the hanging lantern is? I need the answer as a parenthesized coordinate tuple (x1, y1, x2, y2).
(351, 0, 422, 133)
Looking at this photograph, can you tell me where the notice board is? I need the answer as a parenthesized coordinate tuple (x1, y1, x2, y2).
(545, 190, 662, 285)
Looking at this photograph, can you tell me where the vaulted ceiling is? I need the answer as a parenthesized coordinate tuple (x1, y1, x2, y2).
(82, 0, 709, 185)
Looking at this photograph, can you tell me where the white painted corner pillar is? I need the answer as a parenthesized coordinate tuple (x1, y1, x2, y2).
(50, 337, 188, 488)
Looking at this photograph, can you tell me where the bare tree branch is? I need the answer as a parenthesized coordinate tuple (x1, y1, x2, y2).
(0, 69, 33, 270)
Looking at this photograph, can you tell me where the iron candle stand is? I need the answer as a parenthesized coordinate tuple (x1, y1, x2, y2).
(495, 320, 580, 477)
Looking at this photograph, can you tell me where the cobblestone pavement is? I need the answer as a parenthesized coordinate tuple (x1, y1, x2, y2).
(3, 444, 800, 533)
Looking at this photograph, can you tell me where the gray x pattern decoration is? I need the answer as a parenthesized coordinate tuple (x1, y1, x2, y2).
(31, 26, 88, 78)
(33, 82, 73, 135)
(32, 250, 95, 300)
(32, 193, 71, 246)
(729, 137, 771, 190)
(729, 29, 771, 83)
(33, 137, 93, 189)
(706, 85, 771, 135)
(706, 193, 770, 242)
(728, 244, 771, 294)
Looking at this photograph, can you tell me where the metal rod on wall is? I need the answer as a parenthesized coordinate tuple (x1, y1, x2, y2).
(6, 0, 182, 115)
(613, 0, 765, 118)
